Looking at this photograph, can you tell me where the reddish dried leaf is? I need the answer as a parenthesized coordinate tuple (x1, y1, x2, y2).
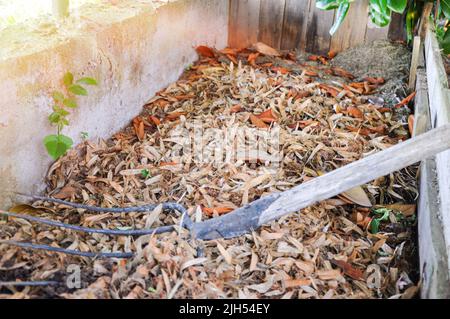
(256, 109, 277, 123)
(331, 259, 365, 280)
(196, 45, 215, 58)
(249, 114, 269, 129)
(132, 117, 145, 140)
(271, 66, 289, 74)
(408, 115, 414, 135)
(395, 92, 416, 108)
(332, 67, 355, 79)
(202, 206, 234, 216)
(328, 50, 338, 59)
(347, 106, 364, 119)
(248, 52, 260, 66)
(148, 115, 161, 126)
(164, 112, 187, 121)
(230, 104, 243, 113)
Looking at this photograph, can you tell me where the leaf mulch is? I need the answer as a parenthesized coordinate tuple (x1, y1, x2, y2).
(0, 43, 420, 299)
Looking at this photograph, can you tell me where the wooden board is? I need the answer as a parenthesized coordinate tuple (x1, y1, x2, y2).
(228, 0, 399, 54)
(258, 0, 286, 49)
(228, 0, 261, 48)
(424, 25, 450, 292)
(330, 0, 368, 52)
(280, 0, 310, 50)
(365, 18, 389, 43)
(304, 0, 334, 54)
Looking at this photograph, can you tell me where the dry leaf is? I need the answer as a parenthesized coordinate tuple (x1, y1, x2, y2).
(253, 42, 281, 56)
(340, 186, 372, 207)
(196, 45, 215, 58)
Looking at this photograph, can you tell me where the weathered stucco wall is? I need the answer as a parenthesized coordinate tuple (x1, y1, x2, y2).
(0, 0, 228, 208)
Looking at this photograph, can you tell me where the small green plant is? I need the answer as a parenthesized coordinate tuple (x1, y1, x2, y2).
(44, 72, 97, 160)
(141, 169, 151, 179)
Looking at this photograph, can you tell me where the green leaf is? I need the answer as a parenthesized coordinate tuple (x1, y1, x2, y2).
(52, 91, 65, 102)
(316, 0, 340, 10)
(43, 134, 73, 160)
(63, 72, 74, 87)
(48, 112, 61, 124)
(442, 0, 450, 20)
(63, 98, 77, 108)
(68, 84, 88, 96)
(387, 0, 406, 14)
(141, 169, 150, 179)
(77, 77, 98, 85)
(329, 2, 350, 35)
(439, 28, 450, 55)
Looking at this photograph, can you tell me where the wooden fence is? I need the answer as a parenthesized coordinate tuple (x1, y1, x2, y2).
(228, 0, 406, 54)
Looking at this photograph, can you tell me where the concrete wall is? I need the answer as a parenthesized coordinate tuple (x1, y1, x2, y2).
(0, 0, 228, 208)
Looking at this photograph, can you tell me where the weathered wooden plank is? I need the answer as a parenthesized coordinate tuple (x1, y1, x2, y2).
(228, 0, 261, 49)
(409, 36, 421, 90)
(425, 26, 450, 278)
(365, 18, 389, 43)
(415, 69, 450, 299)
(193, 124, 450, 240)
(330, 0, 369, 52)
(258, 0, 286, 49)
(280, 0, 310, 50)
(304, 0, 334, 54)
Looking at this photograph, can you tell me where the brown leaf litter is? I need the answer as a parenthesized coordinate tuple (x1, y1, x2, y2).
(0, 43, 419, 299)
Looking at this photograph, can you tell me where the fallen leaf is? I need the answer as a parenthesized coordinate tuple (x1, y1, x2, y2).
(340, 186, 372, 207)
(408, 115, 414, 135)
(347, 106, 364, 119)
(202, 206, 234, 216)
(384, 204, 416, 217)
(132, 117, 145, 140)
(164, 112, 186, 121)
(394, 92, 416, 108)
(249, 114, 269, 128)
(230, 104, 243, 113)
(331, 259, 364, 280)
(53, 185, 77, 199)
(253, 42, 281, 56)
(328, 50, 338, 59)
(196, 45, 215, 58)
(271, 66, 289, 74)
(284, 278, 311, 288)
(256, 109, 277, 123)
(148, 115, 161, 126)
(216, 242, 232, 265)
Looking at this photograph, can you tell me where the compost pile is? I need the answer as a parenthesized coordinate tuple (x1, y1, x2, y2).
(0, 41, 420, 299)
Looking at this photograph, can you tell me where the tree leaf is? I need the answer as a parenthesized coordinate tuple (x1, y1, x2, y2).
(77, 77, 98, 85)
(63, 72, 74, 87)
(43, 134, 73, 160)
(68, 84, 88, 96)
(316, 0, 340, 10)
(387, 0, 407, 13)
(442, 0, 450, 20)
(63, 98, 77, 108)
(329, 2, 350, 35)
(52, 91, 65, 102)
